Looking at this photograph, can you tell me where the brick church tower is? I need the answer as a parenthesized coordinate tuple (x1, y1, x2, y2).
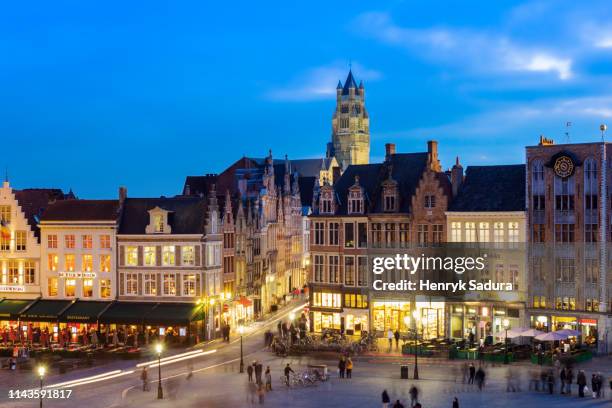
(329, 70, 370, 169)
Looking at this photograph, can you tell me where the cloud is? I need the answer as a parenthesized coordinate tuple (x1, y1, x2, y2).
(354, 11, 574, 81)
(265, 62, 382, 102)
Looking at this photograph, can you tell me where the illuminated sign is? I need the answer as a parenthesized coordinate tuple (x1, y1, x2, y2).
(58, 272, 97, 279)
(0, 285, 26, 293)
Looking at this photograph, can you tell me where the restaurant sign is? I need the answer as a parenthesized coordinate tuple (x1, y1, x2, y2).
(0, 285, 26, 293)
(58, 272, 97, 279)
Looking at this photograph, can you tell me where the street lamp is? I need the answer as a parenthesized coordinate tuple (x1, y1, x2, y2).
(412, 310, 420, 380)
(37, 365, 46, 408)
(289, 312, 295, 322)
(155, 343, 163, 399)
(503, 319, 510, 364)
(238, 325, 245, 373)
(209, 298, 216, 340)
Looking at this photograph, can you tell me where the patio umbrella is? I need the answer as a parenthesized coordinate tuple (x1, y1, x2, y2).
(519, 329, 544, 337)
(554, 329, 581, 337)
(535, 331, 568, 341)
(506, 328, 527, 338)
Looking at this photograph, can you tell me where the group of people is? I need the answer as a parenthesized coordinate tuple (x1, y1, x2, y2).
(382, 386, 448, 408)
(462, 363, 486, 390)
(245, 360, 274, 404)
(387, 329, 403, 352)
(337, 355, 354, 378)
(528, 365, 610, 399)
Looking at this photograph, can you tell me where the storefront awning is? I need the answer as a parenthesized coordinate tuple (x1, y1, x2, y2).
(98, 302, 158, 325)
(21, 300, 73, 322)
(0, 299, 37, 320)
(237, 296, 253, 307)
(145, 303, 199, 326)
(60, 301, 112, 323)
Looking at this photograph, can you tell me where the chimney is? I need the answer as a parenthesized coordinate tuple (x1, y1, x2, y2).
(427, 140, 441, 171)
(332, 166, 342, 185)
(451, 156, 464, 197)
(385, 143, 396, 161)
(118, 186, 127, 206)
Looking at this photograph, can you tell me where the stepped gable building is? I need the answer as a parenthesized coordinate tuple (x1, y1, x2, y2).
(526, 136, 612, 353)
(0, 180, 74, 300)
(308, 141, 453, 336)
(329, 70, 370, 170)
(446, 163, 527, 343)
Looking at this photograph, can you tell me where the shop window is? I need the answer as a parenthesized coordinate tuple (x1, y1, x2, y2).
(65, 234, 75, 249)
(83, 279, 93, 297)
(24, 261, 35, 284)
(100, 279, 111, 298)
(183, 274, 196, 296)
(144, 246, 156, 266)
(48, 254, 58, 272)
(48, 278, 58, 296)
(15, 231, 26, 251)
(125, 246, 138, 266)
(82, 235, 93, 249)
(100, 255, 111, 273)
(65, 279, 76, 297)
(82, 255, 93, 272)
(182, 246, 195, 266)
(163, 273, 176, 295)
(47, 234, 58, 249)
(100, 234, 111, 249)
(125, 273, 138, 295)
(65, 254, 75, 272)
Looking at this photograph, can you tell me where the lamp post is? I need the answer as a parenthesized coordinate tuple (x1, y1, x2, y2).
(503, 319, 510, 364)
(155, 343, 163, 399)
(37, 365, 46, 408)
(239, 325, 245, 373)
(412, 310, 420, 380)
(209, 298, 216, 340)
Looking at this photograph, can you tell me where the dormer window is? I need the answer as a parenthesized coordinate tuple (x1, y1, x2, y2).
(348, 176, 364, 215)
(319, 187, 335, 215)
(384, 195, 396, 212)
(349, 197, 362, 214)
(382, 169, 398, 212)
(146, 207, 171, 234)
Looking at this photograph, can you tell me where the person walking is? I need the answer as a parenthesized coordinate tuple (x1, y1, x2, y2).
(409, 385, 418, 407)
(394, 329, 400, 351)
(284, 363, 294, 386)
(255, 361, 263, 385)
(547, 370, 554, 394)
(387, 329, 394, 352)
(566, 367, 573, 395)
(468, 363, 475, 384)
(257, 383, 265, 404)
(392, 400, 405, 408)
(346, 357, 353, 379)
(265, 366, 272, 391)
(560, 366, 566, 394)
(452, 397, 459, 408)
(247, 363, 254, 382)
(338, 356, 346, 378)
(475, 367, 485, 391)
(382, 389, 391, 408)
(141, 367, 149, 391)
(577, 370, 587, 398)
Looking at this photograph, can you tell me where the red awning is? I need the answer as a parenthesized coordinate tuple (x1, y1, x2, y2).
(238, 296, 253, 307)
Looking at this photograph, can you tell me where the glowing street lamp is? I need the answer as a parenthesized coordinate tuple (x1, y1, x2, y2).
(155, 343, 163, 399)
(238, 325, 245, 373)
(503, 319, 511, 364)
(37, 365, 46, 408)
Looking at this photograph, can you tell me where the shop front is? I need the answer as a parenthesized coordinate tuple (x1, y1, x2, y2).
(0, 299, 36, 343)
(309, 288, 342, 333)
(371, 301, 412, 334)
(414, 299, 446, 340)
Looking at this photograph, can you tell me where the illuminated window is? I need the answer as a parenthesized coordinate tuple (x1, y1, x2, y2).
(83, 279, 93, 297)
(24, 261, 35, 284)
(162, 246, 175, 266)
(65, 235, 75, 249)
(65, 279, 76, 297)
(163, 273, 176, 295)
(82, 255, 93, 272)
(465, 222, 476, 242)
(144, 246, 156, 266)
(144, 274, 157, 295)
(100, 255, 111, 272)
(48, 278, 58, 296)
(451, 222, 461, 242)
(0, 234, 9, 251)
(508, 222, 519, 243)
(15, 231, 26, 251)
(100, 279, 111, 298)
(183, 274, 196, 296)
(154, 214, 164, 233)
(65, 254, 75, 272)
(125, 246, 138, 266)
(82, 235, 93, 249)
(493, 222, 504, 244)
(479, 222, 490, 242)
(0, 205, 11, 223)
(126, 273, 138, 295)
(48, 254, 58, 271)
(47, 234, 58, 249)
(100, 235, 111, 249)
(8, 261, 19, 284)
(182, 246, 195, 266)
(312, 292, 342, 308)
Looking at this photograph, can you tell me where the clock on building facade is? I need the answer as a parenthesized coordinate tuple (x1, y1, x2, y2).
(553, 155, 575, 178)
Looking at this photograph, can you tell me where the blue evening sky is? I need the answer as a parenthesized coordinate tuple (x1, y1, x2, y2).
(2, 0, 612, 198)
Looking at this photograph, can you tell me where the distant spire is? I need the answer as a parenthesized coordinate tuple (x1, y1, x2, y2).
(359, 80, 364, 89)
(337, 80, 342, 89)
